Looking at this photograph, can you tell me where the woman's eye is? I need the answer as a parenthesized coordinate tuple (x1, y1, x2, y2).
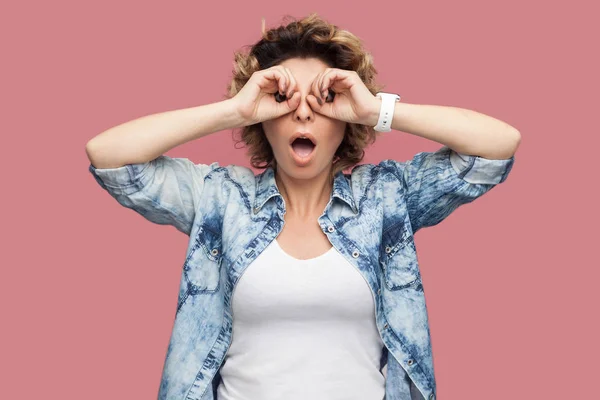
(274, 92, 287, 102)
(325, 89, 335, 102)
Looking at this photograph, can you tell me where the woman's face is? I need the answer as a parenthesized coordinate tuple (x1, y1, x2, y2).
(262, 57, 347, 180)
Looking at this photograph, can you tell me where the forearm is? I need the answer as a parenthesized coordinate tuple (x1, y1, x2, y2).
(370, 100, 521, 159)
(85, 98, 244, 169)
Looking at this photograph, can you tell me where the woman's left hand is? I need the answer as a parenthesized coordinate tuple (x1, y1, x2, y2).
(306, 68, 381, 126)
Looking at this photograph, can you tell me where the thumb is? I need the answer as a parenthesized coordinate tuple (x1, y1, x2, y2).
(285, 91, 301, 111)
(274, 91, 301, 117)
(306, 94, 330, 117)
(270, 92, 299, 119)
(306, 94, 323, 112)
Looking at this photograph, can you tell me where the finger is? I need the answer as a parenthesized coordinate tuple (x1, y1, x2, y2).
(284, 67, 296, 98)
(311, 71, 326, 103)
(276, 66, 291, 95)
(260, 68, 287, 94)
(271, 66, 288, 95)
(318, 68, 334, 100)
(322, 70, 352, 98)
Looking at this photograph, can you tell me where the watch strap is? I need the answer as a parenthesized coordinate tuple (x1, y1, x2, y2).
(374, 92, 401, 132)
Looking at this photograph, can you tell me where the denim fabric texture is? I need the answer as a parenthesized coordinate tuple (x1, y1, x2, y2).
(89, 145, 515, 400)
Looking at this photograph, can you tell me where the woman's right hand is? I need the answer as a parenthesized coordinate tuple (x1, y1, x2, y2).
(232, 66, 301, 126)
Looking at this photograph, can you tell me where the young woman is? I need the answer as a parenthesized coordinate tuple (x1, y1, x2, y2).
(86, 13, 519, 400)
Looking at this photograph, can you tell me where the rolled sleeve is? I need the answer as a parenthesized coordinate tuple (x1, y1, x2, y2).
(89, 156, 220, 236)
(380, 145, 515, 232)
(449, 149, 514, 185)
(88, 162, 152, 195)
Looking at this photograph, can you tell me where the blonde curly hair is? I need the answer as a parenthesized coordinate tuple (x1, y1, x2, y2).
(226, 13, 386, 176)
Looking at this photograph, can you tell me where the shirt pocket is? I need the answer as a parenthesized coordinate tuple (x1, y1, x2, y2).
(183, 225, 222, 293)
(380, 221, 421, 290)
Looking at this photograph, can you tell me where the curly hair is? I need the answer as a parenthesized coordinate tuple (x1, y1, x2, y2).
(225, 13, 386, 177)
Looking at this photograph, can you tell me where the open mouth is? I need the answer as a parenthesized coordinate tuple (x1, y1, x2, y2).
(290, 137, 316, 158)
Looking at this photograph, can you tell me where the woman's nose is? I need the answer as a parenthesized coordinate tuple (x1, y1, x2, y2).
(293, 94, 314, 121)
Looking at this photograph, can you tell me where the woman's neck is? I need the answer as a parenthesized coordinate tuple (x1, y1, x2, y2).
(274, 167, 333, 219)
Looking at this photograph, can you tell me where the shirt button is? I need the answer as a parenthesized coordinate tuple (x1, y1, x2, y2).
(407, 359, 414, 366)
(352, 250, 359, 258)
(383, 323, 388, 329)
(385, 246, 392, 253)
(377, 289, 381, 295)
(429, 394, 435, 400)
(211, 248, 219, 256)
(327, 226, 335, 233)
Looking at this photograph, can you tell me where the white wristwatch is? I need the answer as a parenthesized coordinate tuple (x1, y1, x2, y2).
(374, 92, 401, 132)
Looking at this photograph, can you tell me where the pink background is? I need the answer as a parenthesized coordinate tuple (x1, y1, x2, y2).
(2, 1, 596, 399)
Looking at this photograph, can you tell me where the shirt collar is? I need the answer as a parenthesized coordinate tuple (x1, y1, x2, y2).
(253, 166, 357, 214)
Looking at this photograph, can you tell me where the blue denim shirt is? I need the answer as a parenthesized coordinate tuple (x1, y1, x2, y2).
(89, 145, 515, 400)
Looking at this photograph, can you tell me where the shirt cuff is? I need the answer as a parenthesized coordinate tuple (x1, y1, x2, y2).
(448, 147, 515, 185)
(88, 161, 151, 195)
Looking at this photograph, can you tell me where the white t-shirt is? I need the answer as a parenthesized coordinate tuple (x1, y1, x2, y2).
(216, 238, 386, 400)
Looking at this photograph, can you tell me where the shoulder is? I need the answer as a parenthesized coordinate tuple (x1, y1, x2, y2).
(203, 163, 255, 180)
(348, 160, 407, 188)
(199, 163, 261, 194)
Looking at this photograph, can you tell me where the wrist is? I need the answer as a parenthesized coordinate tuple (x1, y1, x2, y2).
(366, 96, 383, 127)
(224, 98, 250, 129)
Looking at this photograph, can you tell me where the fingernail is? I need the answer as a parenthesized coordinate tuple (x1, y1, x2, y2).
(316, 96, 323, 105)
